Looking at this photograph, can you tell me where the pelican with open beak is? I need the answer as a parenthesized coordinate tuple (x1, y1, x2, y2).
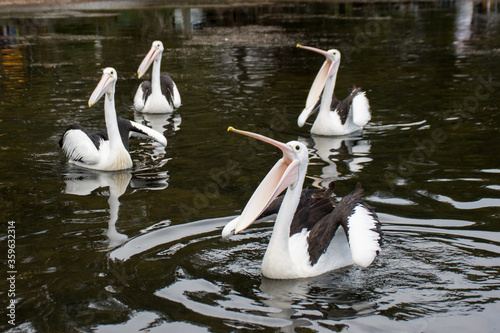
(222, 127, 382, 279)
(60, 67, 167, 171)
(297, 44, 371, 136)
(134, 40, 181, 113)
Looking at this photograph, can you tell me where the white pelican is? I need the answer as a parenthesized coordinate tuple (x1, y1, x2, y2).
(297, 44, 371, 136)
(59, 67, 167, 171)
(134, 41, 181, 113)
(222, 127, 381, 279)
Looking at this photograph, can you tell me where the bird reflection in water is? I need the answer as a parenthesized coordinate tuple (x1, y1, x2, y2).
(301, 135, 372, 188)
(260, 273, 377, 330)
(63, 169, 169, 248)
(64, 170, 131, 248)
(133, 111, 181, 163)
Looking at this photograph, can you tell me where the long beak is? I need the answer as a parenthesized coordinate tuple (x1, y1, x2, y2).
(297, 44, 335, 126)
(298, 102, 318, 127)
(88, 72, 115, 107)
(137, 46, 160, 79)
(227, 127, 300, 234)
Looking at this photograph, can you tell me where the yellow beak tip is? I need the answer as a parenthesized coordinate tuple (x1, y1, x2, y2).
(227, 126, 235, 132)
(296, 43, 302, 48)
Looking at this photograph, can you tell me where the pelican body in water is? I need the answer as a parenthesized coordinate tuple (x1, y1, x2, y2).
(134, 41, 181, 113)
(223, 127, 382, 279)
(297, 44, 371, 136)
(59, 67, 167, 171)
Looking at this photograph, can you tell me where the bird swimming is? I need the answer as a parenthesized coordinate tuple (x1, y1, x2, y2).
(297, 44, 371, 136)
(222, 127, 382, 279)
(59, 67, 167, 171)
(134, 40, 181, 113)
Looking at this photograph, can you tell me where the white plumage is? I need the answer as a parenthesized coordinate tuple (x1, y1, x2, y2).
(61, 129, 103, 165)
(347, 205, 382, 267)
(134, 41, 181, 113)
(222, 127, 382, 279)
(352, 91, 371, 127)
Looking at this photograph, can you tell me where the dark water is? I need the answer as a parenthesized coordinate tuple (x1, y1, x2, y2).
(1, 1, 500, 332)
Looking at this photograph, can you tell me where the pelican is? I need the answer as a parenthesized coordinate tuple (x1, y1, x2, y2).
(59, 67, 167, 171)
(222, 127, 381, 279)
(134, 41, 181, 113)
(297, 44, 371, 136)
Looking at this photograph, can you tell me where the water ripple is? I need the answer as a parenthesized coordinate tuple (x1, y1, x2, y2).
(419, 191, 500, 210)
(103, 209, 500, 330)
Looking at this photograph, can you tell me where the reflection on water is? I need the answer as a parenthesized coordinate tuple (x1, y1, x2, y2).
(454, 1, 474, 58)
(1, 25, 24, 97)
(454, 1, 500, 58)
(64, 170, 131, 248)
(104, 206, 500, 331)
(63, 168, 169, 249)
(301, 134, 372, 188)
(133, 110, 182, 163)
(134, 111, 182, 134)
(174, 8, 206, 31)
(1, 1, 500, 332)
(155, 278, 292, 329)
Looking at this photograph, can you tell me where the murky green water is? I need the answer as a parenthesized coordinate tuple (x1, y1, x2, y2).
(1, 1, 500, 332)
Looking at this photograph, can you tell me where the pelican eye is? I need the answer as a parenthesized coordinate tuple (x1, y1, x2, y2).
(294, 145, 301, 151)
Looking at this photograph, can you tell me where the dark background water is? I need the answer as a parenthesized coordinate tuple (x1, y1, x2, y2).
(1, 1, 499, 332)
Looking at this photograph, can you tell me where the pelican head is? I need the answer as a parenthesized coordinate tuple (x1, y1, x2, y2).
(88, 67, 117, 107)
(137, 40, 164, 79)
(222, 127, 309, 238)
(297, 44, 341, 127)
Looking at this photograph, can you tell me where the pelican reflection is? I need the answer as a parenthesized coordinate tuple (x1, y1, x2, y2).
(64, 170, 131, 248)
(134, 111, 181, 160)
(260, 274, 377, 329)
(63, 169, 169, 248)
(301, 135, 372, 188)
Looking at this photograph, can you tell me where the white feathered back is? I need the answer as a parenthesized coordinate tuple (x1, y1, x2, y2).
(352, 92, 371, 127)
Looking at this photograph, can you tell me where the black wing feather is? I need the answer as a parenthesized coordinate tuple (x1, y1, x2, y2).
(336, 86, 363, 125)
(141, 80, 152, 104)
(255, 181, 381, 267)
(307, 183, 382, 266)
(93, 117, 134, 151)
(160, 73, 175, 106)
(256, 183, 336, 236)
(60, 117, 143, 152)
(314, 85, 364, 125)
(310, 92, 341, 118)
